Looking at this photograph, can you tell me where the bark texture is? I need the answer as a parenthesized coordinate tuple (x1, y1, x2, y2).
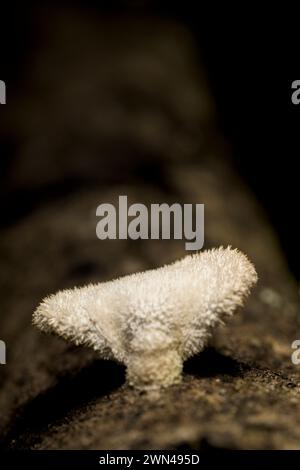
(1, 9, 300, 450)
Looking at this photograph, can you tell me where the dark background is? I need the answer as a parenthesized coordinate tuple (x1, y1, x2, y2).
(0, 1, 298, 276)
(2, 3, 300, 452)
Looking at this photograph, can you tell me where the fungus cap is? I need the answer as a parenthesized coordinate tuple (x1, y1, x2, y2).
(33, 247, 257, 389)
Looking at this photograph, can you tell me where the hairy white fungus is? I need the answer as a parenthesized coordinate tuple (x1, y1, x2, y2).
(33, 247, 257, 389)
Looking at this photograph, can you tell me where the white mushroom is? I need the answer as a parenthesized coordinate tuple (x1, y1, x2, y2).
(33, 247, 257, 389)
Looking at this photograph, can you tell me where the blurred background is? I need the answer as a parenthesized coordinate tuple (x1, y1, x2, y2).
(0, 1, 298, 277)
(2, 2, 300, 451)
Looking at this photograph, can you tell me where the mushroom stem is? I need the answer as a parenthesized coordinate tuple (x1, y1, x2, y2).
(126, 349, 183, 389)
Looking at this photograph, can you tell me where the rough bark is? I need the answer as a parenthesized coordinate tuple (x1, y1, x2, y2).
(1, 9, 300, 450)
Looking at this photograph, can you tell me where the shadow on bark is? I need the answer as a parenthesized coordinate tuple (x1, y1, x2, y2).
(1, 359, 125, 449)
(184, 347, 249, 378)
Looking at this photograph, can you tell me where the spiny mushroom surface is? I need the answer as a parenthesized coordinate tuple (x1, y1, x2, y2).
(33, 247, 257, 389)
